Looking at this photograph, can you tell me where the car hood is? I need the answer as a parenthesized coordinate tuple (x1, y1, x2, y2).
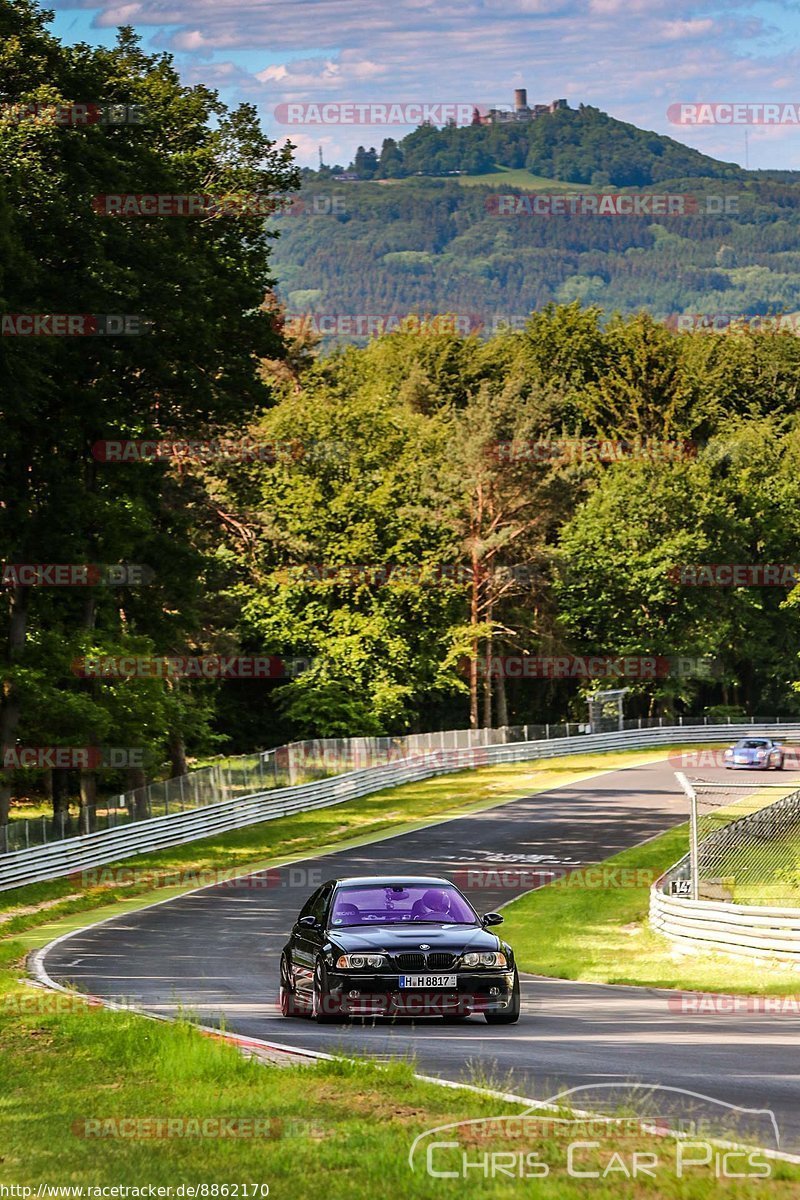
(326, 924, 503, 954)
(732, 746, 768, 759)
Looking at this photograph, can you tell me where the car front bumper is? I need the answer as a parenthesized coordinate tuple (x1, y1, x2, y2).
(324, 969, 517, 1016)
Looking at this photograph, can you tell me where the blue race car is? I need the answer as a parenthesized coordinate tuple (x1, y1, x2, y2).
(723, 738, 784, 770)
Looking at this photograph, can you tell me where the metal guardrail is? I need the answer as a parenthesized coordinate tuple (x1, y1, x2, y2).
(651, 785, 800, 961)
(4, 721, 800, 894)
(3, 712, 785, 855)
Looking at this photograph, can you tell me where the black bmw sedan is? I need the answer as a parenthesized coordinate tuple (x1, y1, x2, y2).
(279, 874, 520, 1023)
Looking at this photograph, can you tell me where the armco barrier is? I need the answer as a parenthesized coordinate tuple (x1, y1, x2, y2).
(651, 785, 800, 961)
(650, 875, 800, 961)
(3, 722, 800, 894)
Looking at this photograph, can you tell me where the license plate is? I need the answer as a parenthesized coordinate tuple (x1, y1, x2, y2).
(399, 974, 457, 988)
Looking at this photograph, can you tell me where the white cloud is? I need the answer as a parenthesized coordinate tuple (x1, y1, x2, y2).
(56, 0, 800, 168)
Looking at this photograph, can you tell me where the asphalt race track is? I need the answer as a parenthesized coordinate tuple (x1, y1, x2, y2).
(41, 760, 800, 1153)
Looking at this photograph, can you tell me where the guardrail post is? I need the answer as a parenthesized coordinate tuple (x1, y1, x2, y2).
(675, 771, 700, 901)
(1, 823, 7, 855)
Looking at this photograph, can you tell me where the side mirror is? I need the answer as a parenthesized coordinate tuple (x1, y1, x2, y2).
(482, 912, 504, 927)
(298, 915, 318, 929)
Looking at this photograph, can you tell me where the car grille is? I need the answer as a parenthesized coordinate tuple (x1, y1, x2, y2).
(396, 953, 426, 971)
(395, 952, 456, 970)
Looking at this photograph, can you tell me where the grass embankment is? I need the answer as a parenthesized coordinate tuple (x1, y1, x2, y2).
(504, 823, 800, 993)
(1, 748, 670, 950)
(1, 940, 798, 1194)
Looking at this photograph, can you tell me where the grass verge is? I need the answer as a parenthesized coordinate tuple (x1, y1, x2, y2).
(1, 942, 798, 1194)
(503, 824, 800, 993)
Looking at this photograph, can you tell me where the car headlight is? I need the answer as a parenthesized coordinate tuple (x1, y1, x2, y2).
(460, 952, 508, 968)
(724, 749, 733, 757)
(335, 954, 386, 969)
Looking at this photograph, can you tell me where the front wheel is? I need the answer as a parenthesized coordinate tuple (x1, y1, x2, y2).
(485, 970, 520, 1025)
(279, 956, 302, 1017)
(312, 960, 339, 1023)
(775, 758, 785, 771)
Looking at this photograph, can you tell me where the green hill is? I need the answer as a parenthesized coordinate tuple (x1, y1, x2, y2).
(271, 108, 800, 340)
(324, 105, 750, 186)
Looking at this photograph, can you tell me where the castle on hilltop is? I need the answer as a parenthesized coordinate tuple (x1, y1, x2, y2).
(478, 89, 568, 125)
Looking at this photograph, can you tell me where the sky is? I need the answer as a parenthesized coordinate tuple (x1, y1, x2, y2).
(47, 0, 800, 171)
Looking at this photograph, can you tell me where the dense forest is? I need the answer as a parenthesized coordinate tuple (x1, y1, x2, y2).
(272, 174, 800, 331)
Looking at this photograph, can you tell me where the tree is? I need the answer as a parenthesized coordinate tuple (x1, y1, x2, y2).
(0, 3, 299, 826)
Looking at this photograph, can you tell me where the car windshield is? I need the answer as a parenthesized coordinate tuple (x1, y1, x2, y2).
(329, 884, 478, 926)
(740, 740, 769, 749)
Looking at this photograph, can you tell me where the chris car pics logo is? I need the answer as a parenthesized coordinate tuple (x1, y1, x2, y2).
(408, 1084, 778, 1182)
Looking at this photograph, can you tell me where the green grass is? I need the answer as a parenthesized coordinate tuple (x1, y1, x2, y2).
(711, 823, 800, 907)
(503, 824, 800, 994)
(1, 748, 671, 950)
(1, 945, 798, 1194)
(455, 166, 594, 189)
